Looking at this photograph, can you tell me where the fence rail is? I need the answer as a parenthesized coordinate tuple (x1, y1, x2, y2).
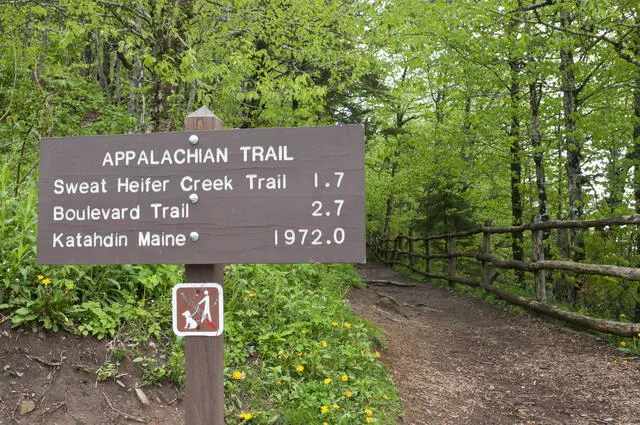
(368, 214, 640, 337)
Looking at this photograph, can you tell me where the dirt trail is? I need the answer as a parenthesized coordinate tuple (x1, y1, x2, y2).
(349, 262, 640, 425)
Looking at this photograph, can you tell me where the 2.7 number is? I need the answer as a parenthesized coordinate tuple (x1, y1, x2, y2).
(312, 200, 344, 217)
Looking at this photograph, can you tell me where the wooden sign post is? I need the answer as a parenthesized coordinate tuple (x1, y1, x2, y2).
(37, 107, 365, 425)
(184, 108, 225, 425)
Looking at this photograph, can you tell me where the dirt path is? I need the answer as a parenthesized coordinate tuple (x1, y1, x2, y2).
(349, 262, 640, 425)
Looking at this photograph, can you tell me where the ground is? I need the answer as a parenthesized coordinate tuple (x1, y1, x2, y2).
(0, 320, 182, 425)
(1, 261, 639, 425)
(351, 262, 640, 425)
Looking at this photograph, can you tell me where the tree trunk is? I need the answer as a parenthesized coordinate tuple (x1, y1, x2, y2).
(382, 167, 396, 237)
(605, 140, 625, 213)
(631, 16, 640, 320)
(509, 58, 524, 285)
(560, 10, 585, 304)
(530, 80, 548, 223)
(147, 0, 193, 132)
(633, 78, 640, 216)
(128, 57, 144, 127)
(530, 79, 553, 293)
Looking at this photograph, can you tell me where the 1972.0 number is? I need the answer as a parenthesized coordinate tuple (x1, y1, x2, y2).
(274, 228, 345, 246)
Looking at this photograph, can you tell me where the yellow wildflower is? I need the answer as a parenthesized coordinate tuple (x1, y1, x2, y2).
(320, 405, 330, 414)
(324, 378, 332, 384)
(382, 395, 389, 400)
(37, 275, 43, 280)
(365, 417, 374, 424)
(331, 321, 338, 327)
(297, 352, 303, 358)
(623, 360, 629, 365)
(620, 314, 626, 318)
(342, 375, 349, 382)
(320, 340, 328, 347)
(346, 391, 353, 398)
(332, 403, 340, 409)
(238, 412, 253, 420)
(232, 370, 245, 380)
(344, 322, 351, 329)
(620, 341, 628, 347)
(364, 408, 373, 416)
(65, 283, 74, 290)
(41, 278, 51, 286)
(296, 365, 304, 373)
(374, 351, 381, 358)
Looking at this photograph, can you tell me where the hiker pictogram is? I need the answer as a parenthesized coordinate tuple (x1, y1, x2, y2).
(172, 283, 223, 336)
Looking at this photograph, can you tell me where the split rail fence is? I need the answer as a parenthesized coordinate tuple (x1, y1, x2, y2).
(368, 214, 640, 337)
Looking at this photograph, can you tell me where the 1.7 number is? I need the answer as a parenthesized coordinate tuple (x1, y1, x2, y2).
(314, 171, 344, 188)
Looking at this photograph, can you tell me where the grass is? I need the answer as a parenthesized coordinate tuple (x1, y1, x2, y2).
(221, 263, 402, 424)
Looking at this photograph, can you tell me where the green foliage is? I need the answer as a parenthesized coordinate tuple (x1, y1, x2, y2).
(220, 264, 400, 425)
(616, 334, 640, 356)
(413, 179, 479, 235)
(1, 1, 639, 421)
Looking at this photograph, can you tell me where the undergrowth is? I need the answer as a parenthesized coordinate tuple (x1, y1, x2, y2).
(0, 161, 402, 424)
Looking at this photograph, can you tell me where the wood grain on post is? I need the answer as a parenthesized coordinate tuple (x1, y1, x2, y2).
(184, 107, 225, 425)
(447, 235, 456, 286)
(408, 231, 415, 267)
(392, 236, 400, 265)
(425, 239, 431, 274)
(532, 215, 547, 303)
(384, 236, 391, 264)
(482, 221, 492, 286)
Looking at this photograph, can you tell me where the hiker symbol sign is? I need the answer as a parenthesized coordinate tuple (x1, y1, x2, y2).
(172, 283, 223, 336)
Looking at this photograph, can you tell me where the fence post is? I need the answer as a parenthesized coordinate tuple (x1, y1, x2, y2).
(408, 231, 415, 268)
(447, 233, 456, 286)
(532, 215, 547, 303)
(370, 231, 378, 261)
(384, 235, 391, 264)
(425, 238, 431, 275)
(482, 221, 492, 286)
(393, 234, 401, 265)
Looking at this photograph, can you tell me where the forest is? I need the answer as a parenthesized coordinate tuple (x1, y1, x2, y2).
(0, 0, 639, 422)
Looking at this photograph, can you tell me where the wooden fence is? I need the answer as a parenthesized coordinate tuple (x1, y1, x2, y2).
(368, 214, 640, 337)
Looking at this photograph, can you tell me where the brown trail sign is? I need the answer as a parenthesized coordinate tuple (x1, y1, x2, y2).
(37, 107, 366, 425)
(37, 118, 365, 265)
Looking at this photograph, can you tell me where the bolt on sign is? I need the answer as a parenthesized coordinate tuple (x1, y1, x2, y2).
(172, 283, 223, 337)
(37, 125, 365, 265)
